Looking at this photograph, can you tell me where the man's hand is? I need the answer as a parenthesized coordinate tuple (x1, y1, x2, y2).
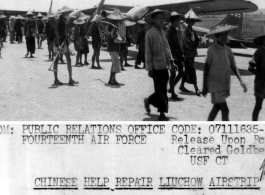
(241, 81, 247, 92)
(171, 61, 178, 71)
(148, 71, 153, 78)
(58, 46, 64, 53)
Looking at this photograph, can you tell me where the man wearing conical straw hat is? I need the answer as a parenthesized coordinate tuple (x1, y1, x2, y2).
(36, 13, 44, 49)
(251, 35, 265, 121)
(180, 8, 201, 96)
(143, 9, 176, 121)
(9, 16, 15, 44)
(72, 18, 86, 66)
(135, 19, 146, 69)
(14, 16, 23, 44)
(105, 8, 124, 85)
(91, 16, 102, 69)
(52, 6, 79, 85)
(166, 11, 185, 101)
(0, 17, 6, 57)
(0, 14, 7, 49)
(202, 24, 247, 121)
(119, 21, 134, 70)
(24, 11, 36, 58)
(45, 12, 57, 61)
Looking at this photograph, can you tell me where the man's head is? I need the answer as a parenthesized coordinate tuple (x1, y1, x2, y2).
(27, 15, 33, 21)
(152, 12, 165, 28)
(113, 20, 122, 25)
(170, 16, 181, 27)
(215, 32, 228, 45)
(186, 19, 195, 27)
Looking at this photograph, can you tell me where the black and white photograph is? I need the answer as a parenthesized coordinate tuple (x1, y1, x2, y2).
(0, 1, 265, 195)
(0, 0, 265, 121)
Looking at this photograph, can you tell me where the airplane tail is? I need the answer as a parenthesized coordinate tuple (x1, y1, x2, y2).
(211, 13, 243, 39)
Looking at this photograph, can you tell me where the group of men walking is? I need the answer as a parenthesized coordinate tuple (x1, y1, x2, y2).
(1, 6, 265, 121)
(143, 9, 209, 121)
(141, 8, 265, 122)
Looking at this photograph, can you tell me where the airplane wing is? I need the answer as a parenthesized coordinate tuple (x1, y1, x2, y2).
(148, 0, 258, 15)
(83, 0, 257, 16)
(82, 4, 133, 15)
(0, 9, 46, 17)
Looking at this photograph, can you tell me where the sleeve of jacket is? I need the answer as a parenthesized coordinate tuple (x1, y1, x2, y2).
(194, 30, 200, 47)
(166, 29, 176, 59)
(145, 32, 153, 71)
(45, 23, 48, 35)
(181, 30, 192, 50)
(163, 31, 174, 62)
(228, 47, 237, 69)
(136, 29, 143, 45)
(23, 22, 26, 35)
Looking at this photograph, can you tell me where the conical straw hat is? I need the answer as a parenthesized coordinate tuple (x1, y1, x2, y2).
(171, 11, 184, 19)
(15, 15, 24, 20)
(79, 12, 90, 20)
(37, 13, 43, 17)
(107, 9, 124, 20)
(26, 11, 34, 16)
(73, 18, 86, 25)
(57, 6, 74, 13)
(185, 8, 202, 22)
(124, 20, 136, 26)
(207, 24, 238, 36)
(47, 12, 57, 18)
(41, 16, 48, 21)
(137, 19, 146, 24)
(144, 9, 171, 24)
(0, 14, 6, 19)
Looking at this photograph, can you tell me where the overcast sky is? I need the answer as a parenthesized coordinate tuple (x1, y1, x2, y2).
(1, 0, 265, 12)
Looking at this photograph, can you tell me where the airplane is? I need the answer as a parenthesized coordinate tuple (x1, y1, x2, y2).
(81, 0, 258, 21)
(0, 0, 258, 21)
(0, 0, 258, 23)
(0, 0, 259, 49)
(80, 0, 259, 48)
(183, 12, 259, 48)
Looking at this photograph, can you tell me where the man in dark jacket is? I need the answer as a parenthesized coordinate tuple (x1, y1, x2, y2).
(135, 21, 145, 69)
(14, 18, 23, 43)
(36, 13, 45, 48)
(166, 12, 185, 100)
(180, 9, 201, 96)
(45, 15, 56, 60)
(24, 11, 36, 58)
(105, 9, 124, 85)
(91, 21, 102, 69)
(52, 6, 78, 85)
